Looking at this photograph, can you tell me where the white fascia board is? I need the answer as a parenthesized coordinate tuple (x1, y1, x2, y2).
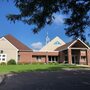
(68, 40, 77, 49)
(77, 38, 90, 49)
(58, 48, 68, 52)
(70, 48, 87, 50)
(38, 50, 59, 52)
(68, 38, 90, 49)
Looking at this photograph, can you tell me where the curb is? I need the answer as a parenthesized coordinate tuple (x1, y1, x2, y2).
(0, 74, 7, 85)
(0, 73, 17, 85)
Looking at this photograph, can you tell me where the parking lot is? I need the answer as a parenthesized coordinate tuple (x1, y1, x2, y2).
(0, 70, 90, 90)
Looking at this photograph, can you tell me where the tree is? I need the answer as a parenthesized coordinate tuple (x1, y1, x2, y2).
(7, 0, 90, 41)
(85, 41, 90, 47)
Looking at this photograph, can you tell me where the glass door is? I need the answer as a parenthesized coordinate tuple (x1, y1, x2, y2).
(72, 55, 79, 64)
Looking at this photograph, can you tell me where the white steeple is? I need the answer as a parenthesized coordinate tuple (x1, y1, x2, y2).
(46, 32, 50, 45)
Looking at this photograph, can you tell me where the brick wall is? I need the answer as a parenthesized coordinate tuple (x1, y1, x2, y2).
(32, 56, 46, 63)
(18, 51, 32, 63)
(86, 49, 90, 65)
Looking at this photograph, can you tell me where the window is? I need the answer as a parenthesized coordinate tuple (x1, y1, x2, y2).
(2, 55, 5, 57)
(48, 56, 51, 61)
(48, 56, 58, 62)
(0, 54, 7, 62)
(54, 41, 61, 45)
(2, 58, 5, 61)
(18, 55, 20, 60)
(81, 56, 86, 61)
(0, 50, 3, 54)
(36, 56, 42, 61)
(65, 56, 68, 63)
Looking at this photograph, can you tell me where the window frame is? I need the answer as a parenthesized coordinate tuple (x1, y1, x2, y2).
(54, 41, 61, 46)
(0, 54, 7, 62)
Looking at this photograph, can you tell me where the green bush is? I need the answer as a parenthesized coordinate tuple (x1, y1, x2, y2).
(0, 62, 6, 65)
(48, 62, 59, 65)
(32, 62, 44, 64)
(7, 59, 16, 65)
(18, 62, 31, 65)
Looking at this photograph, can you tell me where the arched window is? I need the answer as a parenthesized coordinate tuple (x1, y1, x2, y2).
(54, 41, 61, 45)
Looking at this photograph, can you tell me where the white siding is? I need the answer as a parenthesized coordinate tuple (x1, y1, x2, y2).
(0, 37, 18, 63)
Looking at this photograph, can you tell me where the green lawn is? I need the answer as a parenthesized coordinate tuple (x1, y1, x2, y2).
(0, 64, 88, 74)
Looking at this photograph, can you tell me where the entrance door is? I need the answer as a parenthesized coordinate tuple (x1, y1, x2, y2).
(72, 55, 79, 64)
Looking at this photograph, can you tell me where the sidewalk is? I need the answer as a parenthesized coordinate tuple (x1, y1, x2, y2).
(0, 75, 6, 85)
(0, 73, 16, 85)
(76, 65, 90, 68)
(0, 75, 5, 85)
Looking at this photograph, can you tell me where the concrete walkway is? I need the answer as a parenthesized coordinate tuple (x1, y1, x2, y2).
(76, 65, 90, 68)
(0, 73, 15, 85)
(0, 75, 5, 84)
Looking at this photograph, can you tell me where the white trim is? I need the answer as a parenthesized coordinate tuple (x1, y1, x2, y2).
(68, 38, 90, 49)
(58, 48, 68, 52)
(1, 37, 19, 51)
(35, 51, 59, 52)
(0, 37, 19, 64)
(40, 36, 65, 51)
(68, 40, 77, 49)
(19, 50, 33, 52)
(77, 38, 90, 49)
(70, 48, 87, 50)
(15, 51, 18, 64)
(0, 54, 7, 63)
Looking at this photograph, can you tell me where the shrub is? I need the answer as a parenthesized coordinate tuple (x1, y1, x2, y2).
(32, 62, 44, 64)
(0, 62, 6, 65)
(7, 59, 16, 65)
(48, 62, 59, 65)
(18, 62, 31, 65)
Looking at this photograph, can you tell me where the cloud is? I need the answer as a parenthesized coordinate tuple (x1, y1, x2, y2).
(31, 42, 43, 50)
(53, 14, 65, 25)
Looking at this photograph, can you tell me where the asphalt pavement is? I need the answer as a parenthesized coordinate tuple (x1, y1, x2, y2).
(0, 70, 90, 90)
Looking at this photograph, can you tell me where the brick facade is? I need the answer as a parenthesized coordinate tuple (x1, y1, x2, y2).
(1, 35, 90, 65)
(32, 52, 59, 63)
(18, 49, 90, 65)
(86, 49, 90, 65)
(59, 52, 65, 63)
(68, 49, 72, 64)
(18, 51, 32, 64)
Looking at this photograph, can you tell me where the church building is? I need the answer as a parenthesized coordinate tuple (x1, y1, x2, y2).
(0, 34, 90, 65)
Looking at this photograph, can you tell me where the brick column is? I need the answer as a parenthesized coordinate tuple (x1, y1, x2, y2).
(68, 49, 72, 64)
(45, 52, 48, 63)
(86, 49, 90, 65)
(60, 52, 65, 63)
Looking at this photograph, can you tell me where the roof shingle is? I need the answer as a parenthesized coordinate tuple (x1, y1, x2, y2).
(55, 41, 74, 51)
(4, 34, 32, 51)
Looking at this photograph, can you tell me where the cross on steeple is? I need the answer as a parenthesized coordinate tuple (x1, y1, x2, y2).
(46, 32, 50, 45)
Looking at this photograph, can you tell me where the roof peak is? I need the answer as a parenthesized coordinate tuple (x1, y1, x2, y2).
(4, 34, 32, 51)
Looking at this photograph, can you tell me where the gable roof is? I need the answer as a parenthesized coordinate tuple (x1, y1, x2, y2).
(55, 39, 90, 51)
(55, 41, 74, 51)
(4, 34, 32, 51)
(40, 36, 65, 51)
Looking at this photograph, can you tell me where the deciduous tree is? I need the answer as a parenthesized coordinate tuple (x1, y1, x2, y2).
(7, 0, 90, 41)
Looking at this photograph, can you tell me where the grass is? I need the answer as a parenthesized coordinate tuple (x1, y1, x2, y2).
(0, 63, 88, 74)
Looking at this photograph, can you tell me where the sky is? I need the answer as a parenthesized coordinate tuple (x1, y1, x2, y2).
(0, 1, 90, 50)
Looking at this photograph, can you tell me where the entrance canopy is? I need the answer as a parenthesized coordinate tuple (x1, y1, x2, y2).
(55, 38, 90, 65)
(55, 38, 90, 51)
